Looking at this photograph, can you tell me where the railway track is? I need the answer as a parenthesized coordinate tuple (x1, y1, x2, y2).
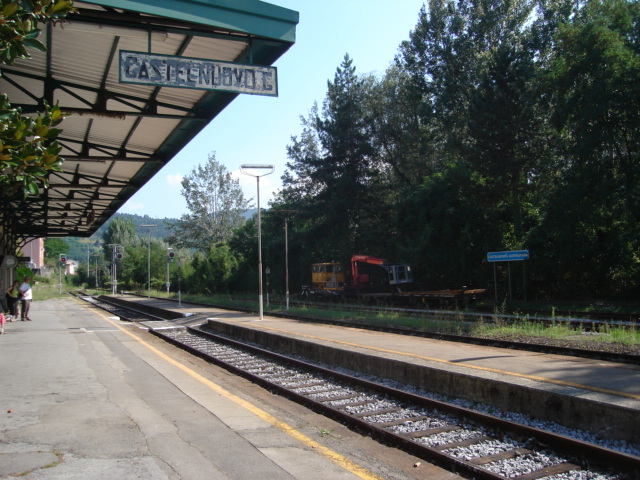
(77, 291, 640, 365)
(152, 324, 638, 480)
(77, 291, 640, 369)
(75, 292, 640, 479)
(78, 294, 171, 323)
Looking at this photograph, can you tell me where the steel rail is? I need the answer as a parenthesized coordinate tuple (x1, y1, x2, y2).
(152, 325, 640, 480)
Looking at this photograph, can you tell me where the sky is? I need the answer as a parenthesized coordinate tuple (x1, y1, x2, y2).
(120, 0, 427, 219)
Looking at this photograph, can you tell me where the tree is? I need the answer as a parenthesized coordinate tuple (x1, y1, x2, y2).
(390, 0, 544, 288)
(466, 42, 543, 244)
(168, 152, 249, 250)
(527, 0, 640, 298)
(0, 0, 76, 198)
(185, 244, 240, 294)
(281, 54, 382, 262)
(43, 237, 67, 261)
(101, 217, 138, 259)
(369, 64, 435, 188)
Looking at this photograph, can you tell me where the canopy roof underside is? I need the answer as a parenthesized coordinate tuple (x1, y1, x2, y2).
(0, 0, 297, 245)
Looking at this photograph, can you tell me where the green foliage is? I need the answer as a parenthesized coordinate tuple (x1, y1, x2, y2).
(43, 237, 66, 261)
(168, 152, 250, 251)
(269, 0, 640, 301)
(93, 213, 176, 240)
(0, 95, 66, 197)
(281, 54, 387, 264)
(526, 0, 640, 298)
(0, 0, 76, 66)
(101, 217, 139, 258)
(0, 0, 76, 198)
(15, 263, 32, 281)
(185, 244, 240, 295)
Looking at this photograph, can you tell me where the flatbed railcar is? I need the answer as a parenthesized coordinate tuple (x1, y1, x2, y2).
(301, 255, 486, 307)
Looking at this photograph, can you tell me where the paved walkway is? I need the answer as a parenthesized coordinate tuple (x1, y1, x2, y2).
(1, 297, 442, 480)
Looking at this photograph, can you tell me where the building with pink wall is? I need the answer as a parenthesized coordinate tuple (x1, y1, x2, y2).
(21, 238, 44, 269)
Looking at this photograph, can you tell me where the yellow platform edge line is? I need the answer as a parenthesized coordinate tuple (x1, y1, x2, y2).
(77, 300, 384, 480)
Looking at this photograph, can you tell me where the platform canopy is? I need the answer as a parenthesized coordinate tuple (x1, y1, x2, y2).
(0, 0, 298, 247)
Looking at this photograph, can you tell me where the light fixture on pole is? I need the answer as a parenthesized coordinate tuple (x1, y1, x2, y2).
(240, 164, 274, 320)
(141, 224, 157, 298)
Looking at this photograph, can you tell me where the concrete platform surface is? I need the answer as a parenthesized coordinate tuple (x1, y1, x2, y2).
(0, 297, 453, 480)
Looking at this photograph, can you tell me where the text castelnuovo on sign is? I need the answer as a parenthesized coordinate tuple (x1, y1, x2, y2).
(119, 51, 278, 97)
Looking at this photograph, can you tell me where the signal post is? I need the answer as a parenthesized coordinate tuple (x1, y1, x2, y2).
(58, 253, 67, 295)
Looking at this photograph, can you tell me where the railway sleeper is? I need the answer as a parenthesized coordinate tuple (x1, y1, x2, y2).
(148, 325, 639, 480)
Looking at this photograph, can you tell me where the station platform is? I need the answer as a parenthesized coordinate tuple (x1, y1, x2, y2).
(115, 295, 640, 447)
(0, 297, 453, 480)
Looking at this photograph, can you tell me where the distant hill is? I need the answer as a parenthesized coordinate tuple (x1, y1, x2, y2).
(56, 213, 177, 261)
(60, 210, 258, 261)
(92, 213, 177, 240)
(92, 210, 258, 239)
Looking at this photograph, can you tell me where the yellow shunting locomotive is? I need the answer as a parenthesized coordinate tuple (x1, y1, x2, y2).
(311, 262, 345, 293)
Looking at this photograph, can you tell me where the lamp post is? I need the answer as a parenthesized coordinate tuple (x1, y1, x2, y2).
(141, 224, 157, 298)
(240, 164, 274, 320)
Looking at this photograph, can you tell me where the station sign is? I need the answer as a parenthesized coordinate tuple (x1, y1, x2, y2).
(487, 250, 529, 262)
(119, 51, 278, 97)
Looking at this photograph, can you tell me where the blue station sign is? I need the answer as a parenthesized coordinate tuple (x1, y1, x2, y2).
(487, 250, 529, 262)
(119, 51, 278, 97)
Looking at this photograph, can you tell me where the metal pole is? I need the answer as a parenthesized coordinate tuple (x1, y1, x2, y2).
(108, 244, 120, 295)
(148, 231, 151, 298)
(240, 164, 274, 320)
(265, 266, 270, 308)
(141, 225, 157, 298)
(257, 175, 263, 319)
(178, 260, 182, 307)
(508, 261, 512, 302)
(285, 219, 289, 310)
(493, 263, 498, 305)
(523, 261, 527, 303)
(112, 246, 116, 295)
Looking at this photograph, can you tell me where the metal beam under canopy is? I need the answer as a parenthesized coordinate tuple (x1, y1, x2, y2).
(0, 0, 298, 249)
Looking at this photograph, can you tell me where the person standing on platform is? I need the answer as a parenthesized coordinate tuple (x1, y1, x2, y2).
(5, 280, 19, 321)
(19, 276, 32, 322)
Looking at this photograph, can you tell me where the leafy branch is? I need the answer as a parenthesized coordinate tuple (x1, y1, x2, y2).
(0, 0, 76, 198)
